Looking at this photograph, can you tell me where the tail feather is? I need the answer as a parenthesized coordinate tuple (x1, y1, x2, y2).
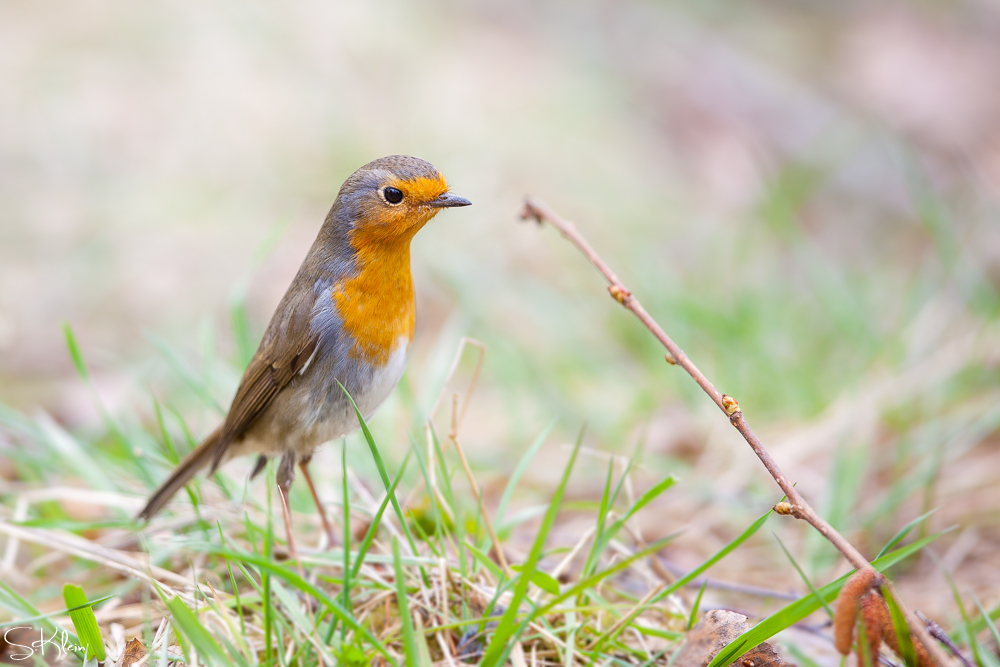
(138, 427, 222, 521)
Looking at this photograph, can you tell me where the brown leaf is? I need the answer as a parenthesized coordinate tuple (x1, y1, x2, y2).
(673, 610, 791, 667)
(739, 642, 794, 667)
(121, 638, 146, 667)
(674, 609, 751, 667)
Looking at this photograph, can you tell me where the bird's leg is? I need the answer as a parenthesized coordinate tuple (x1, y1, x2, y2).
(298, 454, 338, 549)
(250, 455, 268, 480)
(276, 453, 303, 574)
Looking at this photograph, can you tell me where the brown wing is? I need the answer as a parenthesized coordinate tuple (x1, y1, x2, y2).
(208, 285, 319, 472)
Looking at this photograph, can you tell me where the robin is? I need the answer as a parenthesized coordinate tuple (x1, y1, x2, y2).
(138, 155, 471, 553)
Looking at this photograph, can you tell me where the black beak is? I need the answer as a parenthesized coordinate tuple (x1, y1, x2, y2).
(427, 192, 472, 208)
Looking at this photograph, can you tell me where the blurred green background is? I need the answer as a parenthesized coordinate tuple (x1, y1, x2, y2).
(2, 0, 999, 636)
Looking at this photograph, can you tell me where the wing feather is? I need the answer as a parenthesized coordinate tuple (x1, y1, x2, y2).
(208, 287, 320, 471)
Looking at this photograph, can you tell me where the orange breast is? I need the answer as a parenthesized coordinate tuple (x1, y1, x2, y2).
(332, 173, 451, 366)
(332, 236, 416, 366)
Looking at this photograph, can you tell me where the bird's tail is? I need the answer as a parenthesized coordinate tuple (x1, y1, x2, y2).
(137, 426, 222, 521)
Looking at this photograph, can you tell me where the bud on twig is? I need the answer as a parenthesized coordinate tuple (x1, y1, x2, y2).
(773, 502, 794, 516)
(608, 284, 631, 304)
(721, 395, 741, 417)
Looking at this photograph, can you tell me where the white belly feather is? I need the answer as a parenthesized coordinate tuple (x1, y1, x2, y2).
(352, 336, 410, 420)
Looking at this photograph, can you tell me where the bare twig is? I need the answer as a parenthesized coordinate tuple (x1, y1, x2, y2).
(917, 611, 975, 667)
(520, 196, 953, 667)
(654, 558, 800, 600)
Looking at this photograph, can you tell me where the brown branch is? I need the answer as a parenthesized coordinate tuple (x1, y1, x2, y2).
(519, 195, 953, 667)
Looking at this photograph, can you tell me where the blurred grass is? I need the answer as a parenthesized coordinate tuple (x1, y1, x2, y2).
(2, 0, 1000, 664)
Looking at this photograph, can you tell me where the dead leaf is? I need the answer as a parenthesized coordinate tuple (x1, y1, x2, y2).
(674, 610, 793, 667)
(738, 642, 792, 667)
(121, 638, 146, 667)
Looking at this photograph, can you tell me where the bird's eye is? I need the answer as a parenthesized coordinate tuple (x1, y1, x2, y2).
(383, 187, 404, 204)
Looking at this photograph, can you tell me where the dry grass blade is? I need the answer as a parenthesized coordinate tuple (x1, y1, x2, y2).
(0, 521, 189, 591)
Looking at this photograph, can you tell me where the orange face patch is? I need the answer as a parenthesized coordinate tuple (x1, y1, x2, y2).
(333, 173, 450, 365)
(351, 174, 451, 244)
(386, 174, 450, 206)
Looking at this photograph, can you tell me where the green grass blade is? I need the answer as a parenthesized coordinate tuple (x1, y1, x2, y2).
(407, 431, 449, 558)
(973, 592, 1000, 659)
(63, 323, 91, 382)
(535, 533, 680, 618)
(580, 459, 616, 581)
(198, 588, 255, 665)
(216, 522, 246, 636)
(591, 509, 772, 652)
(939, 561, 984, 667)
(883, 588, 918, 667)
(229, 298, 256, 370)
(61, 585, 106, 661)
(479, 426, 584, 667)
(324, 441, 357, 645)
(413, 612, 435, 667)
(0, 595, 114, 629)
(926, 548, 988, 666)
(495, 418, 556, 525)
(688, 581, 708, 630)
(263, 463, 274, 663)
(808, 441, 866, 573)
(163, 594, 238, 667)
(957, 601, 1000, 640)
(510, 565, 560, 596)
(271, 579, 319, 649)
(338, 381, 419, 556)
(151, 394, 179, 464)
(37, 413, 116, 492)
(199, 545, 398, 666)
(146, 331, 224, 413)
(427, 425, 458, 509)
(874, 508, 939, 559)
(773, 533, 833, 618)
(393, 536, 424, 666)
(466, 542, 506, 582)
(707, 529, 950, 667)
(350, 454, 410, 582)
(341, 440, 351, 641)
(589, 474, 676, 577)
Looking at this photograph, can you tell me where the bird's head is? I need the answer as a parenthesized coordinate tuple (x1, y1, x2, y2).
(334, 155, 471, 247)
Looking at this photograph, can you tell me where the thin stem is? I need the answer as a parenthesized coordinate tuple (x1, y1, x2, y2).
(520, 196, 952, 667)
(448, 393, 511, 575)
